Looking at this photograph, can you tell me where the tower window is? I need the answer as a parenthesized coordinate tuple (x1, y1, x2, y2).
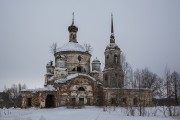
(77, 66, 82, 72)
(105, 74, 108, 81)
(78, 55, 81, 62)
(106, 55, 109, 59)
(114, 55, 118, 64)
(104, 74, 108, 87)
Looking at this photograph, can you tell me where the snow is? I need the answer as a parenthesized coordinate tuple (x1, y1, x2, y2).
(45, 72, 53, 75)
(55, 73, 96, 83)
(0, 106, 177, 120)
(57, 42, 86, 52)
(21, 85, 56, 93)
(91, 70, 99, 73)
(106, 43, 119, 49)
(54, 67, 67, 71)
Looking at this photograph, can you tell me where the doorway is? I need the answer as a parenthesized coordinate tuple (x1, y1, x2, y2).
(27, 98, 32, 107)
(45, 95, 55, 108)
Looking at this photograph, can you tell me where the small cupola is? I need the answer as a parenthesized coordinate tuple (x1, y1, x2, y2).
(68, 12, 78, 43)
(92, 57, 101, 72)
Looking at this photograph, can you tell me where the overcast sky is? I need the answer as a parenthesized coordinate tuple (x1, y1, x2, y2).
(0, 0, 180, 91)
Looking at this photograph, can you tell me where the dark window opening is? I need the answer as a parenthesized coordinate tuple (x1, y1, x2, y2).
(77, 66, 82, 72)
(105, 75, 108, 81)
(72, 68, 75, 71)
(122, 98, 126, 104)
(106, 55, 109, 59)
(133, 98, 138, 106)
(72, 98, 76, 105)
(27, 98, 32, 107)
(114, 55, 118, 64)
(87, 98, 90, 105)
(78, 87, 85, 91)
(78, 55, 81, 62)
(45, 95, 55, 108)
(104, 74, 108, 87)
(111, 98, 116, 105)
(79, 98, 84, 105)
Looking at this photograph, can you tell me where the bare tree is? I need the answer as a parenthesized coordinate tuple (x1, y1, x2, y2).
(134, 68, 163, 97)
(171, 71, 180, 106)
(121, 53, 133, 88)
(84, 43, 93, 53)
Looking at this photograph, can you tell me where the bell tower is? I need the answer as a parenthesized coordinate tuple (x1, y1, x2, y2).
(103, 14, 124, 88)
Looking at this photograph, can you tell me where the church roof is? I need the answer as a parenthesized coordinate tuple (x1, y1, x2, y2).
(57, 42, 85, 52)
(55, 73, 97, 84)
(21, 85, 56, 93)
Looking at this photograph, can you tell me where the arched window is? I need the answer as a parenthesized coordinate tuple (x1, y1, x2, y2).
(114, 55, 118, 64)
(77, 66, 82, 72)
(78, 87, 85, 91)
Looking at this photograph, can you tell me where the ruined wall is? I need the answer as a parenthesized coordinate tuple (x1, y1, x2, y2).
(21, 91, 57, 108)
(56, 76, 98, 106)
(55, 51, 91, 74)
(104, 88, 152, 107)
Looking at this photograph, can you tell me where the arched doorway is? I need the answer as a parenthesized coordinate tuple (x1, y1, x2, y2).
(45, 95, 55, 108)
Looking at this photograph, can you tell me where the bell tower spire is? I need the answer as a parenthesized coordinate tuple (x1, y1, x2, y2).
(110, 13, 115, 43)
(72, 12, 74, 25)
(68, 12, 78, 43)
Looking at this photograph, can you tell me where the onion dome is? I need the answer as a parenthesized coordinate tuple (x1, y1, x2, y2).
(68, 24, 78, 32)
(68, 12, 78, 33)
(92, 57, 101, 64)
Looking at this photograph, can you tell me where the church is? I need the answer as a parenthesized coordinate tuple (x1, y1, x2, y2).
(21, 14, 152, 108)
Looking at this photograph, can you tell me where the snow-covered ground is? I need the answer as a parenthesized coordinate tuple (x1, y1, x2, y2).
(0, 106, 178, 120)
